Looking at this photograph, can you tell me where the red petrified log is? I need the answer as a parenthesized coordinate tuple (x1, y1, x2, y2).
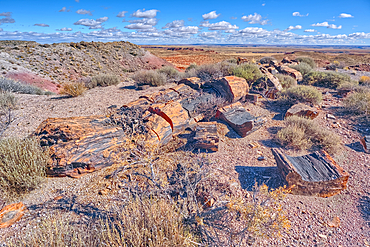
(193, 122, 219, 152)
(272, 148, 349, 197)
(0, 202, 27, 228)
(285, 103, 319, 120)
(208, 76, 249, 102)
(278, 65, 303, 81)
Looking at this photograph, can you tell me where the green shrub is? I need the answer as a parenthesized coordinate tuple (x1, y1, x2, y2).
(60, 82, 87, 97)
(278, 85, 322, 105)
(88, 74, 120, 88)
(185, 63, 197, 72)
(226, 58, 237, 64)
(231, 63, 264, 85)
(303, 71, 351, 88)
(295, 56, 316, 68)
(277, 116, 341, 153)
(259, 57, 275, 64)
(0, 91, 17, 109)
(0, 137, 49, 200)
(343, 91, 370, 116)
(0, 77, 50, 95)
(157, 66, 180, 80)
(193, 63, 223, 81)
(276, 74, 297, 89)
(131, 70, 167, 87)
(289, 62, 312, 77)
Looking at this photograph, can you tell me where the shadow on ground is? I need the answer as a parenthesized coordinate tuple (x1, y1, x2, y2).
(119, 85, 136, 90)
(358, 193, 370, 227)
(345, 141, 365, 153)
(235, 166, 286, 191)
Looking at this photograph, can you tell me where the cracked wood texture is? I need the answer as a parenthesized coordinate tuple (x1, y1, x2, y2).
(193, 122, 219, 152)
(272, 148, 349, 197)
(285, 103, 319, 120)
(204, 76, 249, 102)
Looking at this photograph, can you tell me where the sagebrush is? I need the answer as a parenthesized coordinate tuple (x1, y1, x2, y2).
(303, 71, 351, 88)
(278, 85, 322, 105)
(289, 62, 312, 77)
(231, 63, 264, 85)
(88, 74, 120, 88)
(276, 74, 297, 89)
(0, 77, 52, 95)
(131, 70, 167, 87)
(295, 56, 316, 69)
(60, 82, 87, 97)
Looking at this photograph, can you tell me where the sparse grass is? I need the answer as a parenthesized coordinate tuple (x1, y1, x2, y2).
(289, 62, 312, 77)
(303, 71, 351, 89)
(277, 116, 341, 153)
(194, 95, 226, 121)
(184, 62, 235, 81)
(259, 56, 276, 64)
(343, 91, 370, 116)
(296, 56, 316, 69)
(88, 74, 120, 88)
(278, 85, 322, 105)
(0, 77, 51, 95)
(0, 137, 49, 200)
(231, 63, 264, 85)
(185, 63, 197, 72)
(0, 90, 17, 109)
(60, 82, 87, 97)
(276, 74, 297, 89)
(131, 70, 167, 87)
(157, 66, 180, 80)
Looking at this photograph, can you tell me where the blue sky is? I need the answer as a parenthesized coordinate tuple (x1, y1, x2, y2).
(0, 0, 369, 44)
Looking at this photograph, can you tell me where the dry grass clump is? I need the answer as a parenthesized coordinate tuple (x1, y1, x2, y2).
(277, 116, 341, 153)
(0, 77, 52, 95)
(303, 71, 351, 89)
(289, 62, 313, 77)
(60, 82, 87, 97)
(278, 85, 322, 105)
(131, 70, 167, 87)
(359, 75, 370, 86)
(0, 90, 17, 109)
(0, 137, 49, 200)
(88, 74, 120, 88)
(343, 91, 370, 116)
(157, 66, 181, 80)
(231, 63, 264, 85)
(275, 74, 297, 89)
(296, 56, 316, 69)
(194, 94, 226, 121)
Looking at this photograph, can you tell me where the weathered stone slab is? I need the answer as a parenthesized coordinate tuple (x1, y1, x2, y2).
(0, 202, 26, 229)
(35, 116, 125, 178)
(193, 122, 219, 152)
(215, 102, 265, 137)
(205, 76, 249, 103)
(272, 148, 349, 197)
(278, 65, 303, 81)
(360, 136, 370, 153)
(285, 103, 319, 120)
(178, 77, 203, 90)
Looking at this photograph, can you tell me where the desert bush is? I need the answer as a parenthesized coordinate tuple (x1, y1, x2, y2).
(0, 77, 51, 95)
(192, 63, 224, 81)
(0, 137, 49, 200)
(259, 56, 275, 64)
(303, 71, 351, 88)
(343, 91, 370, 116)
(289, 62, 312, 77)
(88, 74, 120, 88)
(277, 116, 341, 153)
(226, 58, 237, 64)
(60, 82, 87, 97)
(276, 74, 297, 89)
(231, 63, 264, 85)
(278, 85, 322, 105)
(0, 90, 17, 109)
(131, 70, 167, 87)
(296, 56, 316, 69)
(0, 91, 17, 137)
(194, 95, 226, 121)
(157, 66, 180, 80)
(185, 63, 197, 72)
(359, 75, 370, 86)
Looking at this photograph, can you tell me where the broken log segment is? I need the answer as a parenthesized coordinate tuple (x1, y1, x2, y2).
(193, 122, 219, 152)
(178, 77, 204, 90)
(272, 148, 349, 197)
(285, 103, 319, 120)
(216, 102, 266, 137)
(0, 202, 27, 229)
(278, 65, 303, 81)
(360, 136, 370, 153)
(204, 76, 249, 103)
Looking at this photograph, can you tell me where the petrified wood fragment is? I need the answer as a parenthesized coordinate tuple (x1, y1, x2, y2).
(278, 65, 303, 81)
(35, 116, 126, 178)
(193, 122, 219, 152)
(205, 76, 249, 103)
(216, 102, 265, 137)
(259, 67, 282, 91)
(178, 77, 204, 90)
(272, 148, 349, 197)
(360, 136, 370, 153)
(0, 202, 26, 228)
(285, 103, 319, 120)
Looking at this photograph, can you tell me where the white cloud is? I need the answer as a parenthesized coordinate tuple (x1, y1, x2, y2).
(34, 23, 49, 27)
(241, 13, 268, 25)
(131, 9, 159, 18)
(56, 27, 72, 31)
(129, 18, 157, 26)
(348, 32, 370, 39)
(304, 29, 316, 32)
(328, 24, 342, 29)
(125, 23, 155, 30)
(0, 12, 12, 17)
(74, 17, 108, 29)
(339, 13, 353, 18)
(200, 21, 238, 30)
(75, 0, 79, 2)
(292, 12, 308, 17)
(285, 25, 302, 31)
(163, 20, 184, 29)
(199, 31, 222, 40)
(202, 11, 220, 20)
(312, 21, 329, 27)
(76, 9, 93, 16)
(59, 7, 70, 12)
(262, 3, 265, 6)
(116, 11, 127, 18)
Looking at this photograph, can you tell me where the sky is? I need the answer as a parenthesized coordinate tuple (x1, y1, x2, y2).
(0, 0, 370, 45)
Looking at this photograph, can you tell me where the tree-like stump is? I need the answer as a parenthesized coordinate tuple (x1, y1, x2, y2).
(193, 122, 219, 152)
(272, 148, 349, 197)
(360, 136, 370, 153)
(285, 103, 319, 120)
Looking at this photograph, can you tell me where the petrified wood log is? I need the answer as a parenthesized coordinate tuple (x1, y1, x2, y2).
(0, 202, 26, 228)
(216, 102, 266, 137)
(35, 116, 126, 178)
(278, 65, 303, 81)
(360, 136, 370, 153)
(193, 122, 219, 152)
(259, 67, 282, 91)
(178, 77, 204, 90)
(285, 103, 319, 120)
(204, 76, 249, 102)
(272, 148, 349, 197)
